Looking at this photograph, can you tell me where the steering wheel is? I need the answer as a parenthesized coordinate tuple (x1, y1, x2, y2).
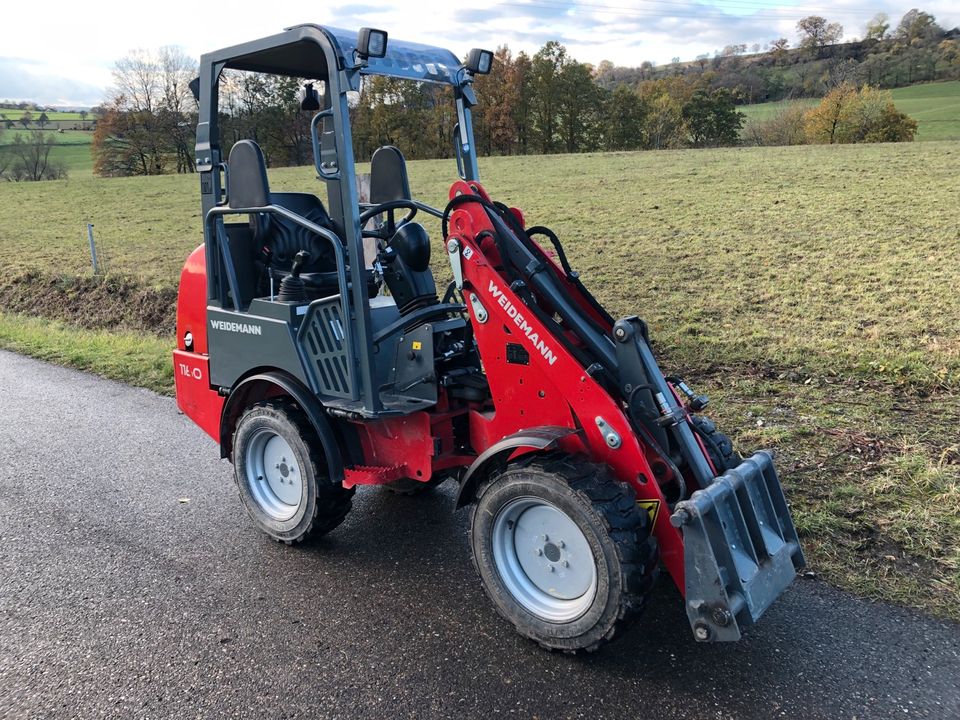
(359, 200, 419, 239)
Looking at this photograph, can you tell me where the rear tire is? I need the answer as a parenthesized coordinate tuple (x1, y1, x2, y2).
(690, 415, 741, 473)
(233, 399, 353, 544)
(469, 455, 658, 652)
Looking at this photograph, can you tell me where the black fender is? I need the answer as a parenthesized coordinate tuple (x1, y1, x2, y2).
(219, 371, 345, 482)
(454, 426, 579, 509)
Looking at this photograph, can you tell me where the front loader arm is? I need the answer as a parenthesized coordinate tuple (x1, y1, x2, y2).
(444, 180, 805, 642)
(444, 180, 688, 587)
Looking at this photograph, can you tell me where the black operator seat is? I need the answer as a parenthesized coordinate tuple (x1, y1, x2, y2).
(227, 139, 374, 300)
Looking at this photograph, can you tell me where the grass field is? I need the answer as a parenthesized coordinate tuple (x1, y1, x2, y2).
(0, 141, 958, 615)
(741, 80, 960, 141)
(0, 109, 88, 121)
(0, 129, 94, 174)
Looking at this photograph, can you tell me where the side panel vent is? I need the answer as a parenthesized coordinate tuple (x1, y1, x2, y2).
(300, 299, 353, 398)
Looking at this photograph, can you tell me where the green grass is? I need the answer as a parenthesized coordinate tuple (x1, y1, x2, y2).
(0, 129, 93, 175)
(1, 129, 91, 145)
(1, 142, 959, 614)
(0, 312, 172, 393)
(741, 81, 960, 141)
(739, 98, 817, 122)
(887, 82, 960, 141)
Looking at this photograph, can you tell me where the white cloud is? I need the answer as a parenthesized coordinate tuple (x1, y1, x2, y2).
(3, 0, 958, 106)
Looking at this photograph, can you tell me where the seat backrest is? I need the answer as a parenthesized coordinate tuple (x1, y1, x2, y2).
(228, 140, 270, 209)
(369, 146, 411, 203)
(227, 140, 342, 292)
(266, 193, 337, 269)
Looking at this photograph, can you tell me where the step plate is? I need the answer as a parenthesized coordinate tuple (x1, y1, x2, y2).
(671, 451, 805, 642)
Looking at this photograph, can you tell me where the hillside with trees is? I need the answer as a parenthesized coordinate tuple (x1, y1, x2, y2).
(598, 8, 958, 102)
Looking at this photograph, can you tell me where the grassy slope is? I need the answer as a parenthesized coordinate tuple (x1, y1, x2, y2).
(0, 142, 958, 614)
(0, 313, 171, 392)
(741, 81, 960, 141)
(890, 82, 960, 140)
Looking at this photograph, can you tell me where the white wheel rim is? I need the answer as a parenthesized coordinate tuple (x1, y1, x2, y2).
(244, 429, 303, 521)
(491, 497, 598, 623)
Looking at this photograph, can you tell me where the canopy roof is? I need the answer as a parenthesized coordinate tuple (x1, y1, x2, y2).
(210, 24, 464, 86)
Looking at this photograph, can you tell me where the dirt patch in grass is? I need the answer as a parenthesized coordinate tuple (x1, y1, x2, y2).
(699, 370, 960, 617)
(0, 270, 176, 336)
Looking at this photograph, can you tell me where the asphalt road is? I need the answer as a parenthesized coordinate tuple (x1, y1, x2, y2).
(1, 349, 958, 720)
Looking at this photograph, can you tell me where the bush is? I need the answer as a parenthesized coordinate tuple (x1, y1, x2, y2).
(803, 83, 917, 143)
(848, 85, 918, 142)
(742, 104, 809, 146)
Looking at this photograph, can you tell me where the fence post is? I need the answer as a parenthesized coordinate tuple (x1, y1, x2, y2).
(87, 223, 99, 275)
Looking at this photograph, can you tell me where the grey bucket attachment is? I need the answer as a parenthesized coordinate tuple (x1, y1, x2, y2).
(670, 451, 804, 642)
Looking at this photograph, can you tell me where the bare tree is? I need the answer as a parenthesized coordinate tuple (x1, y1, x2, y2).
(2, 131, 67, 181)
(19, 110, 32, 129)
(158, 46, 198, 172)
(770, 38, 790, 65)
(894, 9, 942, 44)
(827, 58, 862, 88)
(865, 13, 890, 41)
(96, 46, 198, 175)
(111, 49, 160, 113)
(796, 16, 844, 57)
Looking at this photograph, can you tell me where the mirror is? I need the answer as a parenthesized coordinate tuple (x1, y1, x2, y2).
(301, 82, 321, 112)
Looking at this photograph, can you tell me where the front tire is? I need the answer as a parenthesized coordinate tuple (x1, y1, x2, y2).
(469, 455, 658, 652)
(233, 399, 353, 544)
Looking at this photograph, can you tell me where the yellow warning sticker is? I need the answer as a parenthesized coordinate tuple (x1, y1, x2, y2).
(412, 341, 422, 350)
(637, 499, 661, 527)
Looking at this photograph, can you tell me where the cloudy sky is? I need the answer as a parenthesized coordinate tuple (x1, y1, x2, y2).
(3, 0, 958, 107)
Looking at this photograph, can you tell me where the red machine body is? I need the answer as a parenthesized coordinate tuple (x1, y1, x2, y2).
(176, 180, 698, 585)
(174, 245, 223, 442)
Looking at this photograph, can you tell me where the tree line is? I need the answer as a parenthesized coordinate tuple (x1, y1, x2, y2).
(86, 7, 955, 178)
(598, 9, 958, 104)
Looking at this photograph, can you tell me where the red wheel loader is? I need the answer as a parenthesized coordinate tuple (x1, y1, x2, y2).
(174, 24, 804, 651)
